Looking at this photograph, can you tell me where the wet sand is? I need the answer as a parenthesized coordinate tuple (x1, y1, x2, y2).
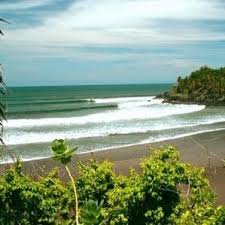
(1, 129, 225, 204)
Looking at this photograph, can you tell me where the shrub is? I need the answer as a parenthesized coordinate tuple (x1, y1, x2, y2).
(0, 145, 225, 225)
(77, 160, 116, 204)
(0, 162, 72, 225)
(102, 146, 225, 225)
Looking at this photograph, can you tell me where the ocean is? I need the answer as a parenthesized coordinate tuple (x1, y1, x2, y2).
(2, 84, 225, 162)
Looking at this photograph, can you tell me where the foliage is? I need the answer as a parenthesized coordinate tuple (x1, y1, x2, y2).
(160, 66, 225, 105)
(51, 139, 78, 165)
(87, 146, 224, 225)
(80, 200, 104, 225)
(0, 162, 73, 225)
(0, 18, 10, 145)
(0, 64, 7, 140)
(77, 160, 116, 204)
(0, 145, 225, 225)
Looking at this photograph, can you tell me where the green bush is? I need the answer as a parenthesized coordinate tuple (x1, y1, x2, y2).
(95, 146, 224, 225)
(0, 162, 73, 225)
(77, 160, 116, 204)
(0, 146, 225, 225)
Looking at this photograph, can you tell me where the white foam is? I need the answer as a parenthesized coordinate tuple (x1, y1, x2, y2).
(86, 127, 225, 154)
(0, 156, 49, 165)
(4, 115, 225, 145)
(5, 96, 205, 128)
(2, 127, 225, 163)
(138, 127, 225, 145)
(5, 96, 225, 146)
(94, 96, 154, 104)
(94, 96, 163, 108)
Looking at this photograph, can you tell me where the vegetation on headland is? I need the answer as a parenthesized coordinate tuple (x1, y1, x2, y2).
(159, 66, 225, 105)
(0, 144, 225, 225)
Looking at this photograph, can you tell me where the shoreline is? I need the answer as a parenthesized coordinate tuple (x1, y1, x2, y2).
(78, 127, 225, 157)
(1, 129, 225, 204)
(3, 125, 225, 164)
(160, 98, 225, 106)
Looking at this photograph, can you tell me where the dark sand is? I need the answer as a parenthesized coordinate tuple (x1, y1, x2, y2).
(1, 129, 225, 204)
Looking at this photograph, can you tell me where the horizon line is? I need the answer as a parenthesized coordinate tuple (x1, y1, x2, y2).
(8, 82, 175, 88)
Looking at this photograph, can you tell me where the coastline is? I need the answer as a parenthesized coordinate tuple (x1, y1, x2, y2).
(161, 98, 225, 106)
(1, 129, 225, 204)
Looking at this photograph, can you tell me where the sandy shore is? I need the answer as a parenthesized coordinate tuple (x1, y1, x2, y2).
(1, 129, 225, 204)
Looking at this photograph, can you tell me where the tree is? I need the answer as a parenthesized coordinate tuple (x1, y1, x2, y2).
(160, 66, 225, 105)
(0, 18, 10, 144)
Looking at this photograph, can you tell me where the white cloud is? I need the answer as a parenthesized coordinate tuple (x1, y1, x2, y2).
(0, 0, 52, 10)
(44, 0, 225, 31)
(2, 0, 225, 60)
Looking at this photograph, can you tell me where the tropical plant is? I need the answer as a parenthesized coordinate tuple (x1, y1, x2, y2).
(51, 139, 79, 225)
(80, 199, 104, 225)
(0, 18, 10, 145)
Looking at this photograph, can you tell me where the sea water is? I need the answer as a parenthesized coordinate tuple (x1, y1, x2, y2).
(2, 84, 225, 162)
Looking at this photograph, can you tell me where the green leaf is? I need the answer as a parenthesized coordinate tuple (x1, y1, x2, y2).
(50, 139, 78, 165)
(80, 199, 103, 225)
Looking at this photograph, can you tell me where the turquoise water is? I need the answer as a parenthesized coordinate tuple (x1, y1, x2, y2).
(2, 84, 225, 162)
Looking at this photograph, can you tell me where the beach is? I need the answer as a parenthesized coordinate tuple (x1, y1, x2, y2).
(1, 129, 225, 204)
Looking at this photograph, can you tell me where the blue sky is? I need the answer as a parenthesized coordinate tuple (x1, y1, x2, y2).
(1, 0, 225, 86)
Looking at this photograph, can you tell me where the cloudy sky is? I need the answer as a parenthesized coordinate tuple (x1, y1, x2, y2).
(1, 0, 225, 86)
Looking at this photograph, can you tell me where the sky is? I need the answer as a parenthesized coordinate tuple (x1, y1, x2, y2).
(1, 0, 225, 86)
